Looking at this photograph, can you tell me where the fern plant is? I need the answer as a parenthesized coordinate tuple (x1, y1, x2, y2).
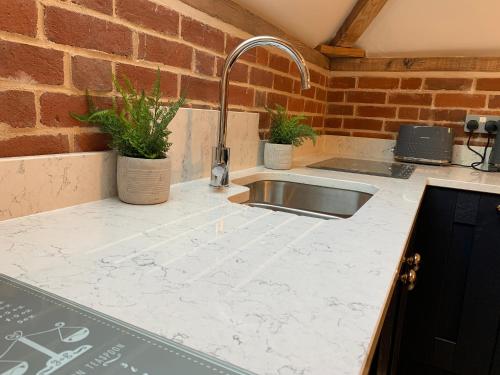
(72, 70, 185, 159)
(266, 105, 317, 147)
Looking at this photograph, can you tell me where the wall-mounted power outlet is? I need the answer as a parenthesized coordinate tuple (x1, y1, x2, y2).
(464, 115, 500, 134)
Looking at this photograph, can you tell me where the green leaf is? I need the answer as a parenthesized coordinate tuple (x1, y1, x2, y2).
(71, 68, 186, 159)
(266, 104, 317, 147)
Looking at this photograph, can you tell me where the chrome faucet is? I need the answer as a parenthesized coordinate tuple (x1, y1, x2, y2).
(209, 36, 311, 188)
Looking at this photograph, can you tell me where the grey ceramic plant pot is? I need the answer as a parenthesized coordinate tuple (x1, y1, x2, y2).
(117, 155, 171, 205)
(264, 142, 293, 170)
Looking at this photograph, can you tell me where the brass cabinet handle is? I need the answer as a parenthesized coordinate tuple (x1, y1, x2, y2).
(400, 269, 417, 291)
(405, 253, 422, 271)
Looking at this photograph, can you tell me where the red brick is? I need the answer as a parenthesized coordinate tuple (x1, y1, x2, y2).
(327, 91, 344, 102)
(476, 78, 500, 91)
(304, 100, 317, 113)
(116, 64, 177, 97)
(325, 129, 351, 136)
(41, 94, 113, 128)
(400, 78, 422, 90)
(352, 131, 394, 140)
(302, 116, 313, 126)
(181, 17, 224, 53)
(423, 78, 473, 91)
(325, 117, 342, 128)
(327, 104, 353, 116)
(388, 93, 432, 106)
(274, 74, 293, 93)
(258, 111, 270, 130)
(0, 0, 37, 36)
(489, 95, 500, 109)
(41, 93, 97, 127)
(346, 91, 386, 104)
(0, 91, 36, 128)
(435, 93, 486, 108)
(269, 54, 289, 73)
(320, 74, 326, 87)
(298, 84, 315, 98)
(228, 85, 254, 107)
(309, 70, 322, 85)
(419, 108, 467, 122)
(343, 118, 383, 131)
(255, 91, 266, 107)
(316, 88, 326, 101)
(288, 97, 304, 112)
(356, 105, 396, 118)
(72, 56, 112, 92)
(385, 121, 417, 133)
(256, 47, 269, 66)
(228, 62, 248, 83)
(181, 76, 218, 103)
(398, 107, 419, 120)
(358, 77, 399, 89)
(71, 0, 113, 15)
(194, 50, 215, 76)
(225, 35, 256, 62)
(249, 67, 273, 88)
(329, 77, 355, 89)
(0, 135, 69, 157)
(267, 92, 288, 109)
(312, 116, 323, 127)
(289, 63, 300, 78)
(0, 41, 64, 85)
(116, 0, 178, 35)
(139, 34, 192, 70)
(74, 132, 111, 152)
(45, 7, 132, 56)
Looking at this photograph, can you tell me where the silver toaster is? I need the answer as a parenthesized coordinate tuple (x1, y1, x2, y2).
(394, 125, 454, 165)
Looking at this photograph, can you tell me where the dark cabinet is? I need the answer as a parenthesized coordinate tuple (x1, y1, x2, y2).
(371, 187, 500, 375)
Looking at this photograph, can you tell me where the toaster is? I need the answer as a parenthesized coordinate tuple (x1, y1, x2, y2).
(394, 125, 454, 165)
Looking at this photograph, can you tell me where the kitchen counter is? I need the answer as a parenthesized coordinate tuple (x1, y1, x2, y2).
(2, 154, 500, 375)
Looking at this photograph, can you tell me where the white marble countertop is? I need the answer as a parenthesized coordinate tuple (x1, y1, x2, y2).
(2, 154, 500, 375)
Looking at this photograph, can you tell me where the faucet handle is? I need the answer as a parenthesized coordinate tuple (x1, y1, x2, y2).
(210, 146, 230, 188)
(211, 165, 226, 184)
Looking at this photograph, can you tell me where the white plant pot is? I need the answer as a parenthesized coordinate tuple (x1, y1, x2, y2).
(117, 155, 171, 205)
(264, 143, 293, 170)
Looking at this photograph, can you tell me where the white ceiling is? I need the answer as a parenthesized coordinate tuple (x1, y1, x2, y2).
(232, 0, 500, 57)
(231, 0, 356, 48)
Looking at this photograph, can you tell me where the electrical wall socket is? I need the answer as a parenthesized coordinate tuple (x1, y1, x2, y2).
(464, 115, 500, 134)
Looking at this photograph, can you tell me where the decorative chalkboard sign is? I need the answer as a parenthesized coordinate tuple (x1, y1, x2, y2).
(0, 274, 254, 375)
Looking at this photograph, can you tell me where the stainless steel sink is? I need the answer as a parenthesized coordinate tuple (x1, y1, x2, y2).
(241, 180, 372, 219)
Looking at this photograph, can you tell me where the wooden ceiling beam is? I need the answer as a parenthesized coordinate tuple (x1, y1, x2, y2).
(330, 0, 389, 48)
(178, 0, 330, 69)
(317, 45, 365, 58)
(330, 56, 500, 72)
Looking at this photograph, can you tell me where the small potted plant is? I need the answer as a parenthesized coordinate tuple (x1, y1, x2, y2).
(73, 71, 185, 205)
(264, 104, 317, 170)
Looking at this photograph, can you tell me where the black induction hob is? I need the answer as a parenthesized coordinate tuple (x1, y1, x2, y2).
(307, 157, 415, 179)
(0, 274, 254, 375)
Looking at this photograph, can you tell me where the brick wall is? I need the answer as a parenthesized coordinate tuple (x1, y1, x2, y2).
(326, 73, 500, 145)
(0, 0, 329, 157)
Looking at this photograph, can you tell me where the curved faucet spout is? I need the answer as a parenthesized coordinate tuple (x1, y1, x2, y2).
(210, 36, 311, 188)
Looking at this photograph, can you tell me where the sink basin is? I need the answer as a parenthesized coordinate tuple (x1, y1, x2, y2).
(237, 179, 372, 219)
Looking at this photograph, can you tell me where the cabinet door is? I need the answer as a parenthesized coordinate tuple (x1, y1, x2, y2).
(453, 193, 500, 374)
(369, 243, 416, 375)
(398, 188, 500, 375)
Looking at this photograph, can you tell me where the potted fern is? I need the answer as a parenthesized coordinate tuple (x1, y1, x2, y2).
(73, 71, 185, 205)
(264, 105, 317, 169)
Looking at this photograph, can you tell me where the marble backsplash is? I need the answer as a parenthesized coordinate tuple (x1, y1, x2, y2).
(0, 109, 261, 221)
